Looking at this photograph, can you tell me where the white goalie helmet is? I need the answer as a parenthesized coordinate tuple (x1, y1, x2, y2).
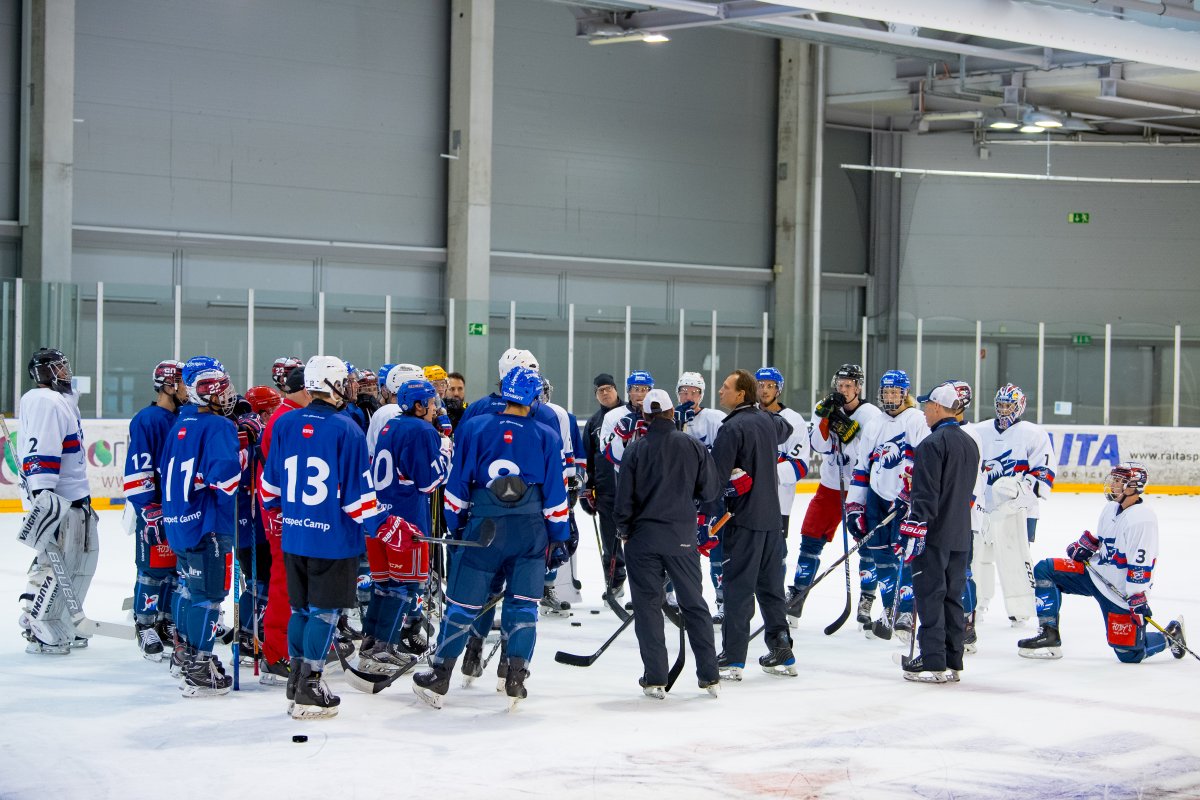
(385, 363, 425, 395)
(677, 371, 705, 397)
(498, 348, 539, 379)
(304, 355, 349, 399)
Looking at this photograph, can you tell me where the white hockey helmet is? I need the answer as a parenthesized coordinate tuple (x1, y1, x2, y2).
(498, 348, 539, 379)
(304, 355, 349, 400)
(385, 363, 424, 395)
(677, 371, 705, 397)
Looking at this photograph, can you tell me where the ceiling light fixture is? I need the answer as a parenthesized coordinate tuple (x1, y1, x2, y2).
(1026, 110, 1064, 128)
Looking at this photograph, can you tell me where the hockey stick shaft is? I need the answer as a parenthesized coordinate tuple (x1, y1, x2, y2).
(231, 487, 240, 691)
(665, 626, 686, 692)
(824, 440, 853, 636)
(1084, 563, 1199, 662)
(249, 450, 260, 676)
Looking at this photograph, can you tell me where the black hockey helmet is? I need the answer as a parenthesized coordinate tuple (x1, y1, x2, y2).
(832, 363, 865, 390)
(28, 348, 72, 393)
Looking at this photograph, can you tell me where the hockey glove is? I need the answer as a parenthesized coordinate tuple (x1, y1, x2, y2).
(612, 415, 641, 443)
(896, 519, 927, 564)
(724, 468, 753, 498)
(674, 401, 697, 429)
(992, 475, 1031, 504)
(580, 488, 597, 516)
(567, 518, 580, 556)
(814, 393, 840, 419)
(845, 502, 867, 540)
(142, 503, 165, 545)
(377, 514, 422, 552)
(546, 540, 571, 570)
(1066, 530, 1100, 563)
(436, 410, 453, 437)
(236, 413, 264, 449)
(696, 513, 719, 557)
(896, 464, 913, 509)
(263, 507, 283, 540)
(1127, 591, 1152, 620)
(828, 413, 861, 445)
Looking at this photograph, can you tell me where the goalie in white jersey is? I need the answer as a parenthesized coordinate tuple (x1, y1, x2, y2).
(1018, 462, 1187, 663)
(15, 348, 99, 655)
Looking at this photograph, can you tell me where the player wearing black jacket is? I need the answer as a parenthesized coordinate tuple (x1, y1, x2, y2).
(583, 374, 625, 597)
(614, 389, 723, 698)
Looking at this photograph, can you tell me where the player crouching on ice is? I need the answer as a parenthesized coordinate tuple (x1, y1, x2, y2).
(1018, 462, 1187, 663)
(260, 356, 421, 719)
(412, 366, 570, 711)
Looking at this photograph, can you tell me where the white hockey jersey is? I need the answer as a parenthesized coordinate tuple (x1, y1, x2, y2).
(682, 407, 724, 450)
(959, 421, 986, 531)
(366, 402, 401, 453)
(970, 418, 1055, 518)
(774, 405, 810, 517)
(810, 401, 885, 492)
(18, 387, 88, 502)
(600, 403, 638, 471)
(848, 406, 927, 504)
(1089, 499, 1157, 609)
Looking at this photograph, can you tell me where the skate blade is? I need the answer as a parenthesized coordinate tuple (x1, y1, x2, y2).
(718, 667, 743, 682)
(761, 664, 798, 677)
(642, 686, 666, 700)
(291, 703, 339, 720)
(70, 638, 89, 649)
(1017, 646, 1062, 660)
(142, 651, 166, 663)
(180, 684, 232, 698)
(903, 671, 950, 684)
(964, 642, 978, 655)
(703, 684, 720, 698)
(461, 673, 481, 689)
(496, 678, 507, 692)
(786, 615, 799, 629)
(539, 608, 572, 618)
(896, 629, 912, 645)
(259, 672, 289, 686)
(507, 694, 526, 712)
(412, 684, 445, 709)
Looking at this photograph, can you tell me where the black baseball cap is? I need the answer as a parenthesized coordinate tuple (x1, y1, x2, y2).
(594, 373, 616, 389)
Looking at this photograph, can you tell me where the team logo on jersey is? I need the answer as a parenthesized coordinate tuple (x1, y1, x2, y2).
(982, 449, 1017, 484)
(381, 425, 390, 436)
(872, 433, 909, 470)
(142, 594, 159, 612)
(302, 424, 314, 439)
(503, 430, 513, 444)
(176, 427, 187, 439)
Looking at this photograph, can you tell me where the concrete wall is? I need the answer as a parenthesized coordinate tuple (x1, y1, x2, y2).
(0, 0, 18, 223)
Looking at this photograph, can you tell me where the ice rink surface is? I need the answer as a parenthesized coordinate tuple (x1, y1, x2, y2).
(1, 493, 1198, 800)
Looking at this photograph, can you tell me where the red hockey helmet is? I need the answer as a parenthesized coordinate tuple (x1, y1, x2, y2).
(245, 384, 282, 415)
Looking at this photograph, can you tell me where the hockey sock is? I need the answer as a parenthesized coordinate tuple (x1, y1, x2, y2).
(471, 599, 499, 640)
(134, 572, 166, 624)
(161, 575, 177, 625)
(962, 570, 977, 615)
(709, 539, 725, 595)
(364, 586, 385, 639)
(238, 581, 266, 632)
(898, 563, 914, 614)
(859, 551, 877, 593)
(1032, 561, 1062, 622)
(287, 606, 307, 659)
(302, 607, 340, 670)
(501, 598, 539, 662)
(1143, 630, 1168, 659)
(544, 567, 558, 586)
(436, 604, 479, 662)
(189, 598, 222, 654)
(875, 556, 899, 612)
(380, 583, 420, 644)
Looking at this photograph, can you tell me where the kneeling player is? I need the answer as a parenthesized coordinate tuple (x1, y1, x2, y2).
(412, 366, 569, 710)
(1018, 462, 1187, 663)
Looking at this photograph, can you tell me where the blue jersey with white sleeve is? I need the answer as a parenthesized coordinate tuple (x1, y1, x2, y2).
(159, 404, 242, 551)
(373, 414, 449, 534)
(443, 412, 569, 542)
(123, 403, 177, 511)
(259, 402, 381, 559)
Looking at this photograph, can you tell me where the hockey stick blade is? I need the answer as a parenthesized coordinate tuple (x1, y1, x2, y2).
(78, 617, 136, 640)
(665, 627, 687, 692)
(823, 597, 853, 637)
(870, 619, 894, 641)
(554, 615, 634, 667)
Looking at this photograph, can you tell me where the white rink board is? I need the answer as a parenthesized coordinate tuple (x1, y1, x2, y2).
(2, 496, 1199, 799)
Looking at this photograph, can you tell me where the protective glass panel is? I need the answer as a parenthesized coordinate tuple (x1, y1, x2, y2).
(1042, 322, 1106, 425)
(95, 282, 176, 419)
(253, 288, 319, 390)
(179, 286, 249, 396)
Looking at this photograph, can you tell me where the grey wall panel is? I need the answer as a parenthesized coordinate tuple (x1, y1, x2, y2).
(493, 1, 776, 269)
(897, 134, 1200, 325)
(822, 130, 870, 276)
(0, 0, 18, 221)
(73, 0, 447, 245)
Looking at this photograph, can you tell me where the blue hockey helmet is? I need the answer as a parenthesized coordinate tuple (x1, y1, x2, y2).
(183, 356, 236, 414)
(397, 379, 438, 413)
(627, 370, 654, 388)
(501, 366, 543, 406)
(755, 367, 784, 389)
(878, 369, 910, 412)
(377, 363, 396, 389)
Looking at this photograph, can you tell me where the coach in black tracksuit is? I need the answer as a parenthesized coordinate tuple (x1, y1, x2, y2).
(904, 383, 980, 675)
(615, 389, 723, 689)
(583, 374, 625, 593)
(711, 370, 794, 670)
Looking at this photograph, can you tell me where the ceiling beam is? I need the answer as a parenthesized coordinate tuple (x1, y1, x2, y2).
(768, 0, 1200, 71)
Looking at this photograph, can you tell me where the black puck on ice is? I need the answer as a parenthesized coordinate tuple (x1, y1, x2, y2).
(292, 735, 308, 743)
(590, 609, 601, 615)
(571, 621, 582, 627)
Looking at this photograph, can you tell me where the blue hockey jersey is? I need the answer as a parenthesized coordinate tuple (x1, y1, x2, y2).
(159, 404, 242, 551)
(444, 412, 570, 542)
(260, 402, 381, 559)
(343, 402, 369, 435)
(122, 403, 177, 511)
(373, 414, 449, 533)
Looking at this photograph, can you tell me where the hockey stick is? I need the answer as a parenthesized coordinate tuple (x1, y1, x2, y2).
(824, 441, 854, 636)
(870, 563, 906, 642)
(248, 449, 260, 677)
(600, 519, 632, 623)
(748, 508, 898, 643)
(231, 487, 241, 691)
(666, 626, 687, 692)
(1084, 563, 1199, 663)
(554, 614, 634, 667)
(414, 521, 496, 549)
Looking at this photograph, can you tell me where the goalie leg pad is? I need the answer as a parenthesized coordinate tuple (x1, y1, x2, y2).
(17, 491, 70, 552)
(971, 526, 996, 614)
(21, 562, 77, 646)
(990, 507, 1036, 621)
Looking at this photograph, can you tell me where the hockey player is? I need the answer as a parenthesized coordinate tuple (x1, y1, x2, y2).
(788, 364, 883, 623)
(675, 371, 728, 621)
(846, 369, 928, 639)
(232, 386, 279, 658)
(17, 348, 98, 656)
(256, 366, 310, 684)
(159, 356, 242, 696)
(538, 375, 584, 618)
(366, 363, 423, 452)
(711, 370, 795, 679)
(582, 374, 624, 602)
(123, 359, 187, 660)
(412, 366, 570, 710)
(1018, 462, 1187, 663)
(600, 370, 654, 471)
(271, 356, 303, 395)
(755, 368, 810, 536)
(260, 356, 403, 719)
(341, 363, 369, 434)
(360, 379, 447, 673)
(968, 383, 1055, 626)
(424, 365, 454, 437)
(354, 368, 381, 420)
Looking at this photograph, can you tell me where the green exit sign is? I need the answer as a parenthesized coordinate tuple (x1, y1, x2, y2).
(1072, 333, 1092, 346)
(1068, 212, 1090, 224)
(467, 322, 487, 336)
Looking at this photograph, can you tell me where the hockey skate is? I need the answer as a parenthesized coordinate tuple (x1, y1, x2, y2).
(504, 658, 530, 711)
(412, 659, 455, 709)
(896, 653, 955, 684)
(1165, 616, 1187, 659)
(759, 645, 798, 677)
(136, 622, 165, 662)
(70, 636, 88, 649)
(856, 593, 875, 626)
(639, 677, 666, 700)
(717, 652, 744, 682)
(1017, 624, 1063, 660)
(698, 678, 720, 698)
(180, 653, 233, 697)
(712, 600, 725, 626)
(292, 664, 340, 720)
(397, 618, 429, 659)
(357, 641, 416, 674)
(894, 612, 914, 645)
(169, 643, 193, 678)
(23, 630, 71, 655)
(461, 636, 485, 687)
(540, 585, 571, 618)
(785, 586, 805, 627)
(260, 658, 290, 687)
(964, 612, 978, 655)
(495, 640, 510, 692)
(286, 657, 302, 714)
(155, 618, 177, 651)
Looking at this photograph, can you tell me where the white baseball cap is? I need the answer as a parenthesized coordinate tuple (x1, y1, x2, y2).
(917, 384, 960, 410)
(642, 389, 674, 414)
